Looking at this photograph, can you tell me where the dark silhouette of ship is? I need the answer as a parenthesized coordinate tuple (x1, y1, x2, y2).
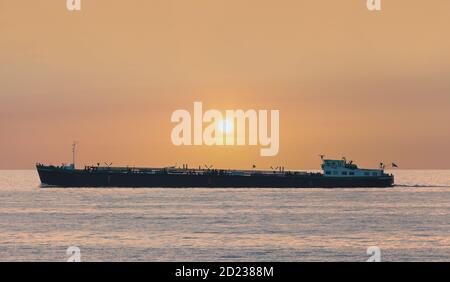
(36, 144, 394, 188)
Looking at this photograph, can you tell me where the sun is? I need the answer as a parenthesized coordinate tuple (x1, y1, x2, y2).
(216, 119, 234, 135)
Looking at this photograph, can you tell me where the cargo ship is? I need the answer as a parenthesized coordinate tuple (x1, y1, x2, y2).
(36, 145, 394, 188)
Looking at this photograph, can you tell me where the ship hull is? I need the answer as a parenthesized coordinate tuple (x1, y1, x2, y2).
(36, 166, 394, 188)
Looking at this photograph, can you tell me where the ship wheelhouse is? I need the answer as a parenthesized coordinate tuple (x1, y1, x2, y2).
(321, 159, 384, 177)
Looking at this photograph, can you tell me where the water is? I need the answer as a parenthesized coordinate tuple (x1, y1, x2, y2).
(0, 170, 448, 262)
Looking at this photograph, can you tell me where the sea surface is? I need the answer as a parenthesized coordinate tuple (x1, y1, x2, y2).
(0, 170, 448, 262)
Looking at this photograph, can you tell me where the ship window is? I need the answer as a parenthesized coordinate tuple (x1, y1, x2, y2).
(342, 171, 347, 175)
(349, 172, 355, 175)
(372, 172, 378, 176)
(333, 171, 338, 175)
(364, 172, 370, 176)
(325, 171, 331, 175)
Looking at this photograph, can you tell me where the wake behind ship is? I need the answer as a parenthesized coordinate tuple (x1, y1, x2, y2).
(36, 150, 394, 188)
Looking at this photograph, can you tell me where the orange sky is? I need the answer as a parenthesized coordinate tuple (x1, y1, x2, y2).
(1, 0, 450, 169)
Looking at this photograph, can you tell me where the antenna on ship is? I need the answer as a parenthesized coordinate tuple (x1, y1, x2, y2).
(72, 141, 78, 169)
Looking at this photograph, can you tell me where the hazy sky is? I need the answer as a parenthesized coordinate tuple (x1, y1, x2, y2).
(1, 0, 450, 169)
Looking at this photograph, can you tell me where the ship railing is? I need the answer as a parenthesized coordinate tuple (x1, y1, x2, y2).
(80, 166, 320, 177)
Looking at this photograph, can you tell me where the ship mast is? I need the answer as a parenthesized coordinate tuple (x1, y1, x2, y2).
(72, 142, 78, 169)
